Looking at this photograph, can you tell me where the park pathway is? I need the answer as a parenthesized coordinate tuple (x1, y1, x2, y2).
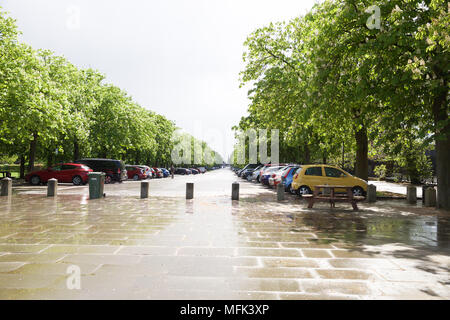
(0, 169, 449, 299)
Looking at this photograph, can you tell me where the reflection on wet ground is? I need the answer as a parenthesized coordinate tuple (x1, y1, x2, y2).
(0, 170, 449, 299)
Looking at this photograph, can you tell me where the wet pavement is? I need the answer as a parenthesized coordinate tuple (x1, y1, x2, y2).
(0, 169, 449, 299)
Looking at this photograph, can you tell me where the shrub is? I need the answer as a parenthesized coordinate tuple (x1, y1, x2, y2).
(374, 164, 387, 179)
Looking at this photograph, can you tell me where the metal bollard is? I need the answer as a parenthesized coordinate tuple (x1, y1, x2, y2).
(47, 178, 58, 197)
(424, 187, 437, 207)
(1, 177, 12, 196)
(277, 183, 285, 201)
(141, 181, 149, 199)
(422, 185, 428, 204)
(367, 184, 377, 203)
(406, 186, 417, 204)
(186, 183, 194, 199)
(232, 182, 239, 200)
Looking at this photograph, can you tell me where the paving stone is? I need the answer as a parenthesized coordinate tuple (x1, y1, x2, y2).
(0, 253, 66, 263)
(316, 269, 373, 280)
(262, 258, 319, 268)
(302, 249, 333, 258)
(0, 262, 26, 273)
(0, 244, 48, 253)
(238, 248, 301, 257)
(42, 245, 120, 254)
(331, 250, 377, 258)
(300, 279, 372, 296)
(0, 274, 65, 289)
(234, 267, 313, 279)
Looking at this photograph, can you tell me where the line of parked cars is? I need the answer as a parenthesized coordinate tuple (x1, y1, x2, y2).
(174, 167, 207, 175)
(25, 158, 179, 186)
(232, 163, 368, 197)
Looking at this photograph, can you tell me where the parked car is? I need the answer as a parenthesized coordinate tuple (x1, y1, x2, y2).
(291, 164, 368, 197)
(136, 165, 152, 179)
(282, 166, 301, 193)
(237, 164, 261, 177)
(175, 168, 189, 175)
(256, 164, 277, 183)
(260, 166, 284, 186)
(152, 167, 163, 178)
(25, 163, 93, 186)
(249, 165, 268, 182)
(125, 165, 147, 180)
(190, 168, 200, 175)
(197, 167, 206, 173)
(160, 168, 170, 177)
(74, 158, 127, 184)
(268, 166, 294, 187)
(244, 165, 263, 181)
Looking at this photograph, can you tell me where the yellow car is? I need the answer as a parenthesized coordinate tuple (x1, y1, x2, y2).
(291, 164, 368, 197)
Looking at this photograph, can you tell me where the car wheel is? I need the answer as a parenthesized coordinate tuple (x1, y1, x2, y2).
(30, 175, 41, 186)
(72, 175, 82, 186)
(352, 186, 364, 197)
(105, 175, 112, 184)
(133, 174, 139, 181)
(298, 186, 312, 197)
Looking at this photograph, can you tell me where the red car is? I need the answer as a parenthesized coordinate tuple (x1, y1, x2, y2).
(125, 165, 147, 180)
(25, 163, 93, 186)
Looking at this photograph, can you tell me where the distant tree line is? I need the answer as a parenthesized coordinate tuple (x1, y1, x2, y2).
(0, 7, 222, 177)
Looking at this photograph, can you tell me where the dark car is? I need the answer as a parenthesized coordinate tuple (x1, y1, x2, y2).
(25, 163, 93, 186)
(237, 164, 259, 177)
(126, 165, 147, 180)
(175, 168, 189, 175)
(74, 158, 127, 184)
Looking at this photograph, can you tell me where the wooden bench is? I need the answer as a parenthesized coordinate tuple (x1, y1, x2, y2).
(303, 185, 365, 211)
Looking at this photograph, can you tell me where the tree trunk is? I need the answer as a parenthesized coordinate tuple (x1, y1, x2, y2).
(303, 144, 310, 164)
(73, 138, 80, 162)
(354, 126, 368, 181)
(28, 132, 38, 172)
(47, 152, 53, 168)
(19, 155, 25, 179)
(135, 151, 140, 164)
(322, 152, 327, 164)
(432, 83, 450, 210)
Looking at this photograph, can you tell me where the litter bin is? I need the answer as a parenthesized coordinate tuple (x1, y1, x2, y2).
(89, 172, 105, 199)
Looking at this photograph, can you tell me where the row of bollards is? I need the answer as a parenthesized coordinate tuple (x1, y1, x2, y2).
(406, 185, 436, 206)
(1, 177, 438, 207)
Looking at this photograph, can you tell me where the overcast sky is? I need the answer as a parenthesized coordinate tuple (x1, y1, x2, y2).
(2, 0, 317, 160)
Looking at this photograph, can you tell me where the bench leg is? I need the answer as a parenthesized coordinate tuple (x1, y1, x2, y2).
(307, 199, 314, 208)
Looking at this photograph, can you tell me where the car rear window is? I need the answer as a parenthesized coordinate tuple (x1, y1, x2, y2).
(305, 167, 323, 176)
